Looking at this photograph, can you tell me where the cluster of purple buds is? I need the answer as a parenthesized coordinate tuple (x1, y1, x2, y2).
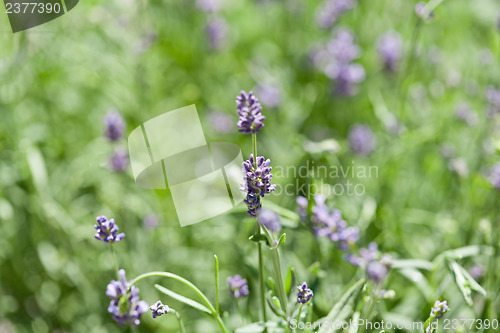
(345, 242, 392, 284)
(94, 216, 125, 243)
(236, 91, 265, 134)
(227, 275, 249, 298)
(150, 300, 169, 319)
(297, 195, 359, 250)
(257, 209, 282, 232)
(310, 29, 365, 95)
(430, 300, 449, 319)
(106, 269, 149, 326)
(376, 31, 403, 72)
(109, 147, 128, 172)
(241, 154, 276, 217)
(316, 0, 356, 29)
(485, 86, 500, 117)
(297, 282, 313, 304)
(104, 109, 125, 141)
(348, 124, 376, 155)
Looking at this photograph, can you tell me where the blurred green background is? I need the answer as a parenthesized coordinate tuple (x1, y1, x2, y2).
(1, 0, 500, 332)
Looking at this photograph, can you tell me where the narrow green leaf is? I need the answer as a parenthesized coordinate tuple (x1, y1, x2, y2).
(249, 234, 271, 246)
(348, 312, 360, 333)
(317, 279, 366, 333)
(214, 255, 220, 315)
(285, 265, 295, 295)
(267, 295, 286, 318)
(448, 260, 486, 306)
(155, 284, 212, 314)
(436, 245, 493, 262)
(392, 259, 433, 270)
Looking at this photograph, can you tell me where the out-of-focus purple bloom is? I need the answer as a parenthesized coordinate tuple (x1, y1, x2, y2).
(485, 86, 500, 117)
(377, 31, 403, 72)
(236, 91, 265, 134)
(430, 300, 449, 319)
(348, 124, 376, 155)
(455, 102, 478, 126)
(254, 84, 281, 108)
(297, 282, 313, 304)
(106, 269, 149, 326)
(196, 0, 222, 12)
(308, 194, 359, 249)
(150, 301, 169, 318)
(316, 0, 356, 29)
(94, 216, 125, 243)
(448, 158, 468, 177)
(296, 196, 308, 221)
(206, 17, 228, 50)
(258, 209, 281, 232)
(487, 163, 500, 189)
(110, 147, 128, 172)
(469, 264, 484, 280)
(208, 111, 234, 134)
(241, 154, 276, 217)
(415, 2, 433, 19)
(227, 275, 249, 298)
(143, 214, 159, 230)
(104, 110, 125, 141)
(346, 243, 392, 284)
(311, 29, 364, 96)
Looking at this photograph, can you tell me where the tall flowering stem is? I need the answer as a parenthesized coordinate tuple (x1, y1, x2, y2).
(129, 272, 228, 333)
(253, 133, 268, 326)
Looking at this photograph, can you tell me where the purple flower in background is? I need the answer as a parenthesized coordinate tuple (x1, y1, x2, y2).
(455, 102, 478, 126)
(241, 154, 276, 217)
(208, 111, 234, 134)
(430, 300, 449, 319)
(348, 124, 376, 155)
(346, 243, 392, 284)
(485, 86, 500, 117)
(150, 301, 169, 318)
(236, 91, 265, 134)
(296, 196, 308, 221)
(327, 29, 360, 64)
(487, 163, 500, 189)
(94, 216, 125, 243)
(297, 282, 313, 304)
(258, 209, 281, 232)
(106, 269, 149, 326)
(316, 0, 356, 29)
(415, 2, 433, 19)
(308, 194, 359, 249)
(143, 214, 159, 230)
(104, 109, 125, 141)
(448, 158, 468, 177)
(469, 264, 484, 280)
(377, 31, 403, 72)
(335, 64, 366, 95)
(196, 0, 222, 12)
(110, 147, 128, 172)
(227, 275, 249, 298)
(255, 84, 282, 108)
(206, 17, 228, 50)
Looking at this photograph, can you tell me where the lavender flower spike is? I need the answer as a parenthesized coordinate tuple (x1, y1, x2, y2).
(430, 300, 449, 319)
(236, 91, 265, 134)
(348, 124, 376, 155)
(227, 275, 249, 298)
(377, 31, 403, 72)
(106, 269, 149, 326)
(104, 109, 125, 141)
(150, 300, 169, 318)
(94, 216, 125, 243)
(297, 282, 313, 304)
(241, 154, 277, 217)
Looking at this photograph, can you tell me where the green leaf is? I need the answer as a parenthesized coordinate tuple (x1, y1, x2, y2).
(448, 260, 487, 306)
(249, 234, 271, 246)
(155, 284, 212, 314)
(392, 259, 433, 270)
(266, 294, 286, 318)
(397, 268, 432, 300)
(317, 279, 366, 333)
(436, 245, 493, 263)
(285, 265, 295, 295)
(271, 233, 286, 249)
(348, 312, 360, 333)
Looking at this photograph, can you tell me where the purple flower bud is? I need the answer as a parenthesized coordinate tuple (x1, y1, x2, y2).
(94, 216, 125, 243)
(150, 300, 169, 318)
(143, 214, 159, 230)
(430, 300, 449, 319)
(316, 0, 356, 29)
(348, 124, 376, 155)
(236, 91, 265, 134)
(485, 86, 500, 117)
(241, 154, 276, 217)
(254, 84, 282, 108)
(110, 147, 128, 172)
(469, 264, 484, 280)
(415, 2, 433, 19)
(377, 31, 403, 72)
(454, 102, 478, 126)
(104, 110, 125, 141)
(297, 282, 313, 304)
(196, 0, 222, 12)
(106, 269, 149, 326)
(227, 275, 249, 298)
(258, 209, 281, 232)
(206, 17, 228, 50)
(366, 254, 392, 284)
(208, 111, 234, 134)
(487, 163, 500, 189)
(296, 196, 308, 221)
